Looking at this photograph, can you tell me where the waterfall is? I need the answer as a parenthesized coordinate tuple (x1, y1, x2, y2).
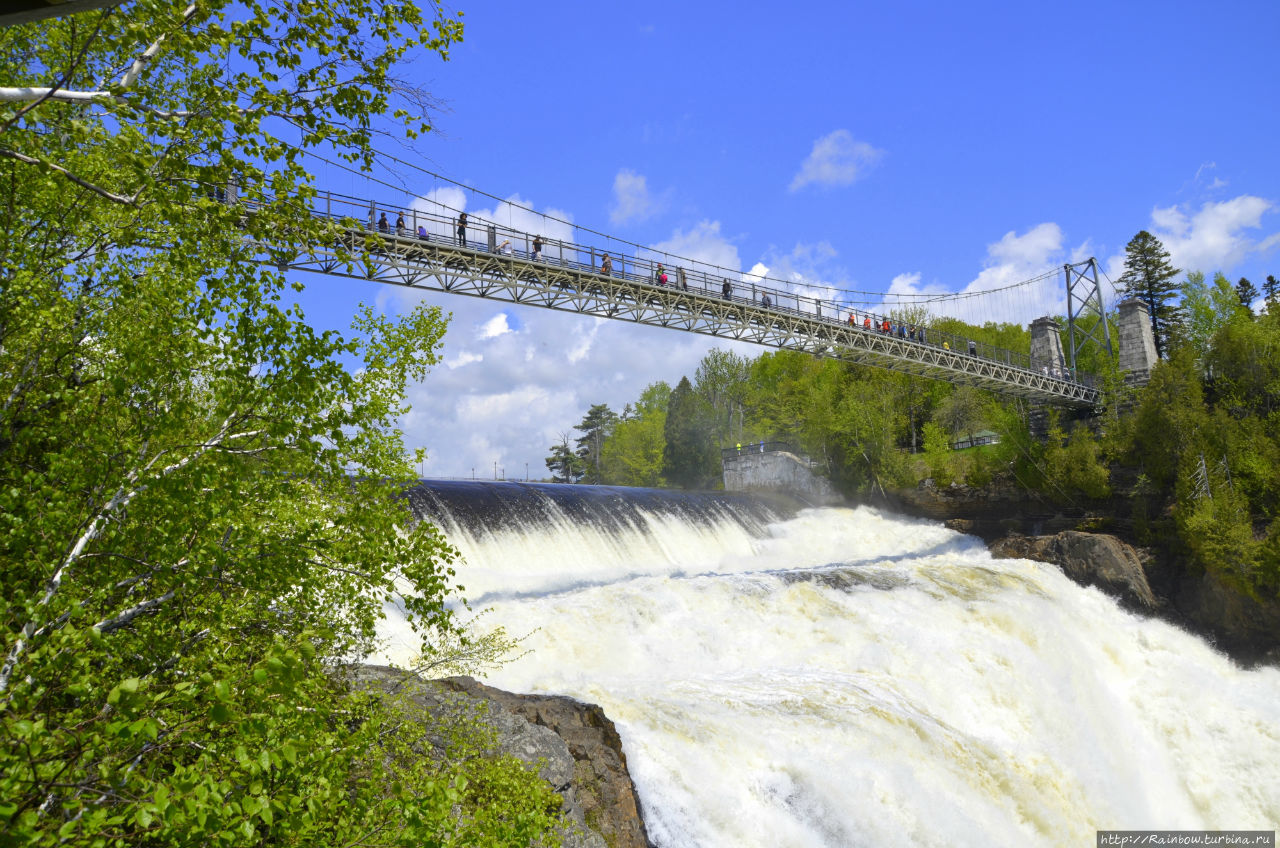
(376, 481, 1280, 847)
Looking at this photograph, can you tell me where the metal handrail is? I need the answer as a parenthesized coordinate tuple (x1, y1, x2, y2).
(264, 189, 1095, 388)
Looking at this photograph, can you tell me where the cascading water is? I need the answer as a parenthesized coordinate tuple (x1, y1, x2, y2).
(377, 481, 1280, 847)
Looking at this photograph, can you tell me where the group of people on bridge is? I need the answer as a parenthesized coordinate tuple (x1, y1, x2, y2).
(364, 207, 1075, 384)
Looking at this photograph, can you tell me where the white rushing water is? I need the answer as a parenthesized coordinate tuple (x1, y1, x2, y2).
(377, 490, 1280, 847)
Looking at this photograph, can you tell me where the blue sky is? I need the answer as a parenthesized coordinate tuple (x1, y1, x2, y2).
(289, 0, 1280, 479)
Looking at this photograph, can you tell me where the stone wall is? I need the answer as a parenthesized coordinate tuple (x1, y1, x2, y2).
(1116, 297, 1158, 388)
(722, 448, 843, 506)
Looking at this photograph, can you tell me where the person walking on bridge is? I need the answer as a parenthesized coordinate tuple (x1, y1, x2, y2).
(456, 212, 468, 246)
(864, 315, 872, 330)
(678, 267, 688, 291)
(600, 253, 612, 276)
(377, 212, 389, 234)
(533, 235, 544, 261)
(722, 279, 732, 300)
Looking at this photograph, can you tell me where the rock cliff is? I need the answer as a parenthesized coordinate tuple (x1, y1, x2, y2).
(989, 531, 1158, 612)
(884, 479, 1280, 665)
(350, 665, 651, 848)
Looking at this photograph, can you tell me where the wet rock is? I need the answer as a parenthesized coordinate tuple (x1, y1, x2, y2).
(1175, 570, 1280, 665)
(990, 530, 1159, 612)
(437, 676, 653, 848)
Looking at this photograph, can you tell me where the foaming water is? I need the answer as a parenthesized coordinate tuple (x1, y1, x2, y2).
(378, 483, 1280, 847)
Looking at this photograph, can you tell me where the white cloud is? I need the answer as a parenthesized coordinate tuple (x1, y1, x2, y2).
(887, 223, 1066, 325)
(444, 350, 482, 369)
(789, 129, 883, 192)
(1148, 196, 1275, 275)
(742, 262, 768, 286)
(609, 169, 660, 225)
(479, 313, 512, 339)
(648, 220, 741, 270)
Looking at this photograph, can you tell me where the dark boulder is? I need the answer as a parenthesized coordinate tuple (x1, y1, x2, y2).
(990, 530, 1159, 612)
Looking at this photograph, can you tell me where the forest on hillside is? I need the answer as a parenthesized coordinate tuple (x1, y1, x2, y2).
(546, 237, 1280, 597)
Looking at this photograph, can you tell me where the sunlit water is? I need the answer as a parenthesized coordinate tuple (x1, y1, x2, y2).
(376, 482, 1280, 847)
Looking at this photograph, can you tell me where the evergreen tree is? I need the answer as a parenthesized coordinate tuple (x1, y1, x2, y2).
(1236, 277, 1260, 311)
(573, 403, 618, 484)
(545, 434, 586, 483)
(662, 376, 717, 489)
(1116, 230, 1183, 359)
(1265, 275, 1280, 310)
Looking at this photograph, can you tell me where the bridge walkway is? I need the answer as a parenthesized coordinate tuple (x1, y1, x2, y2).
(272, 191, 1099, 408)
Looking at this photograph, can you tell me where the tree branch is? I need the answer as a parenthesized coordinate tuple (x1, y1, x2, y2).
(94, 590, 176, 635)
(1, 415, 242, 695)
(119, 3, 198, 90)
(0, 147, 139, 206)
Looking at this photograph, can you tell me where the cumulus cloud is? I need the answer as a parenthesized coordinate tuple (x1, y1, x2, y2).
(887, 223, 1066, 325)
(789, 129, 883, 192)
(444, 350, 482, 369)
(479, 313, 512, 339)
(609, 169, 661, 225)
(648, 220, 742, 270)
(1148, 196, 1275, 275)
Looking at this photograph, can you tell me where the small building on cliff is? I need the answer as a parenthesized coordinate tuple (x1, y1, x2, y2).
(721, 442, 843, 506)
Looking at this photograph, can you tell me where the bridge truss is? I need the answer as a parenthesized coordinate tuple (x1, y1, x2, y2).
(280, 221, 1100, 409)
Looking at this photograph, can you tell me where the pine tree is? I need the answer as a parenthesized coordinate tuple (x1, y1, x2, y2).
(573, 403, 618, 484)
(1236, 277, 1260, 311)
(662, 376, 717, 489)
(545, 434, 586, 483)
(1116, 230, 1183, 358)
(1264, 275, 1280, 310)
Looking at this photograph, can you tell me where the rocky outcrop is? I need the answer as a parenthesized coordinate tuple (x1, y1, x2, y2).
(350, 666, 650, 848)
(887, 478, 1088, 542)
(988, 531, 1280, 665)
(437, 677, 651, 848)
(1155, 562, 1280, 665)
(990, 531, 1158, 612)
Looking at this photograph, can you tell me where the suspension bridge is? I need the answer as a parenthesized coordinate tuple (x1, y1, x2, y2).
(263, 189, 1110, 409)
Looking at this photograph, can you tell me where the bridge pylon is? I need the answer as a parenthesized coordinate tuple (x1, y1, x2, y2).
(1063, 258, 1113, 376)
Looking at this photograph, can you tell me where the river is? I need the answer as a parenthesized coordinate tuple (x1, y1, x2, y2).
(376, 481, 1280, 847)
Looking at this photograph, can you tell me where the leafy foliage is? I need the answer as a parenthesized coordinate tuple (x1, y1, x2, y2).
(601, 382, 670, 487)
(0, 2, 569, 845)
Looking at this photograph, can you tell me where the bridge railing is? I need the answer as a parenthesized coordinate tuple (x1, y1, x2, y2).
(289, 190, 1090, 388)
(720, 441, 810, 461)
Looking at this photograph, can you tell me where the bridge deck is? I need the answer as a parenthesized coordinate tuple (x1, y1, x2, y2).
(274, 196, 1099, 408)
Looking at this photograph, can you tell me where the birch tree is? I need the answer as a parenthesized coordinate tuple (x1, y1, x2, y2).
(0, 2, 564, 844)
